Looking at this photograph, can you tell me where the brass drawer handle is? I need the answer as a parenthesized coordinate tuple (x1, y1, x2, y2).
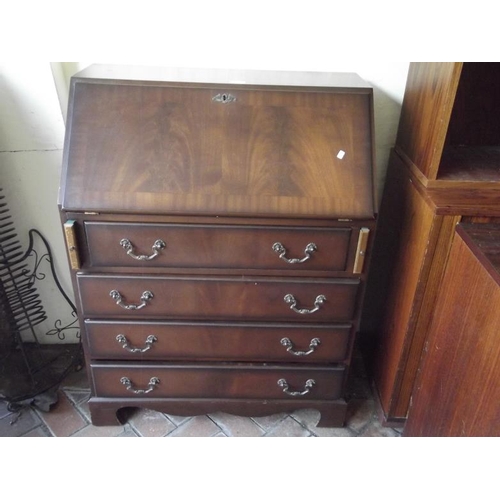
(109, 290, 154, 310)
(277, 378, 315, 397)
(284, 294, 326, 314)
(120, 238, 166, 261)
(120, 376, 159, 394)
(280, 337, 321, 356)
(272, 242, 317, 264)
(116, 334, 158, 353)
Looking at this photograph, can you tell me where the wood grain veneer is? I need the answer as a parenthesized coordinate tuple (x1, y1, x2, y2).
(60, 71, 375, 219)
(85, 320, 352, 363)
(91, 363, 345, 400)
(77, 274, 359, 322)
(59, 65, 377, 426)
(84, 222, 353, 271)
(370, 150, 440, 416)
(404, 224, 500, 436)
(395, 62, 462, 181)
(367, 62, 500, 426)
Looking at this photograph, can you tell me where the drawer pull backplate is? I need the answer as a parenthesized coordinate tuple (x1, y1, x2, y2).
(278, 378, 315, 397)
(116, 334, 158, 353)
(280, 337, 321, 356)
(212, 93, 236, 104)
(120, 238, 166, 261)
(272, 242, 317, 264)
(120, 376, 160, 394)
(109, 290, 154, 310)
(284, 294, 326, 314)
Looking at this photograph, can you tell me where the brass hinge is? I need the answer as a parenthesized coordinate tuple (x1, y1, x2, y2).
(353, 227, 370, 274)
(63, 220, 80, 270)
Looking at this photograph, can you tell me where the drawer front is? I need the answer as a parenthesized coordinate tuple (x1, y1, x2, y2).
(78, 275, 359, 322)
(85, 222, 352, 272)
(85, 320, 352, 363)
(91, 363, 345, 400)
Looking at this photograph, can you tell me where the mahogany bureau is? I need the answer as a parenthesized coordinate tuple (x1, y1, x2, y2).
(58, 65, 377, 427)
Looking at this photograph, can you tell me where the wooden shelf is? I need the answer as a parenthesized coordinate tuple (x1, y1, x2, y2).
(438, 146, 500, 183)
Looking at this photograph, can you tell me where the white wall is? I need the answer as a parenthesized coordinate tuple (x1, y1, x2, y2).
(0, 60, 409, 343)
(0, 63, 76, 342)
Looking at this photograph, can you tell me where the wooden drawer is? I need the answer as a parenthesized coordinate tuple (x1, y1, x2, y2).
(77, 274, 359, 322)
(84, 222, 353, 272)
(91, 363, 345, 400)
(85, 320, 352, 363)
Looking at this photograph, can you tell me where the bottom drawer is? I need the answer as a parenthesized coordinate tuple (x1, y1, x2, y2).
(91, 363, 345, 400)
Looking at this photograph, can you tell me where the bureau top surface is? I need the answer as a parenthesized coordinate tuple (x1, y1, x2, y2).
(60, 65, 375, 219)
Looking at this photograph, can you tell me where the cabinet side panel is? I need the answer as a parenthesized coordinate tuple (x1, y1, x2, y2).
(396, 62, 462, 180)
(393, 213, 460, 416)
(405, 232, 500, 436)
(371, 152, 437, 417)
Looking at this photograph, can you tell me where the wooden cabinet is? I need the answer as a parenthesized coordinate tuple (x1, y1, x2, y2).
(59, 65, 376, 426)
(404, 224, 500, 436)
(364, 62, 500, 425)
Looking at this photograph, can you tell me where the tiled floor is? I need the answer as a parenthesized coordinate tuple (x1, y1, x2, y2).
(0, 353, 402, 437)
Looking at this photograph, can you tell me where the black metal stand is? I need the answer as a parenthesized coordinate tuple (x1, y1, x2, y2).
(0, 188, 82, 412)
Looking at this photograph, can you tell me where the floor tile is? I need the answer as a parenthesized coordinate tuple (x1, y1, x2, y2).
(345, 399, 377, 433)
(0, 408, 42, 437)
(68, 395, 91, 423)
(128, 408, 176, 437)
(358, 417, 401, 437)
(208, 412, 265, 437)
(71, 423, 127, 437)
(21, 425, 52, 437)
(264, 416, 311, 437)
(166, 415, 222, 437)
(290, 409, 355, 436)
(163, 413, 193, 426)
(290, 408, 321, 428)
(251, 412, 287, 431)
(310, 424, 355, 437)
(117, 427, 139, 437)
(36, 390, 88, 437)
(0, 400, 12, 419)
(64, 389, 91, 406)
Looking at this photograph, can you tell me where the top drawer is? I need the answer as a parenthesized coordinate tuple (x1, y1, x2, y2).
(84, 222, 353, 272)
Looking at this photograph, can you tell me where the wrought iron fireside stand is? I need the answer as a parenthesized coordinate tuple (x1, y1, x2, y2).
(0, 188, 82, 414)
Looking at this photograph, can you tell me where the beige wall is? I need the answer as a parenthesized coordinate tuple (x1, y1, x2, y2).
(0, 63, 75, 342)
(0, 61, 409, 343)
